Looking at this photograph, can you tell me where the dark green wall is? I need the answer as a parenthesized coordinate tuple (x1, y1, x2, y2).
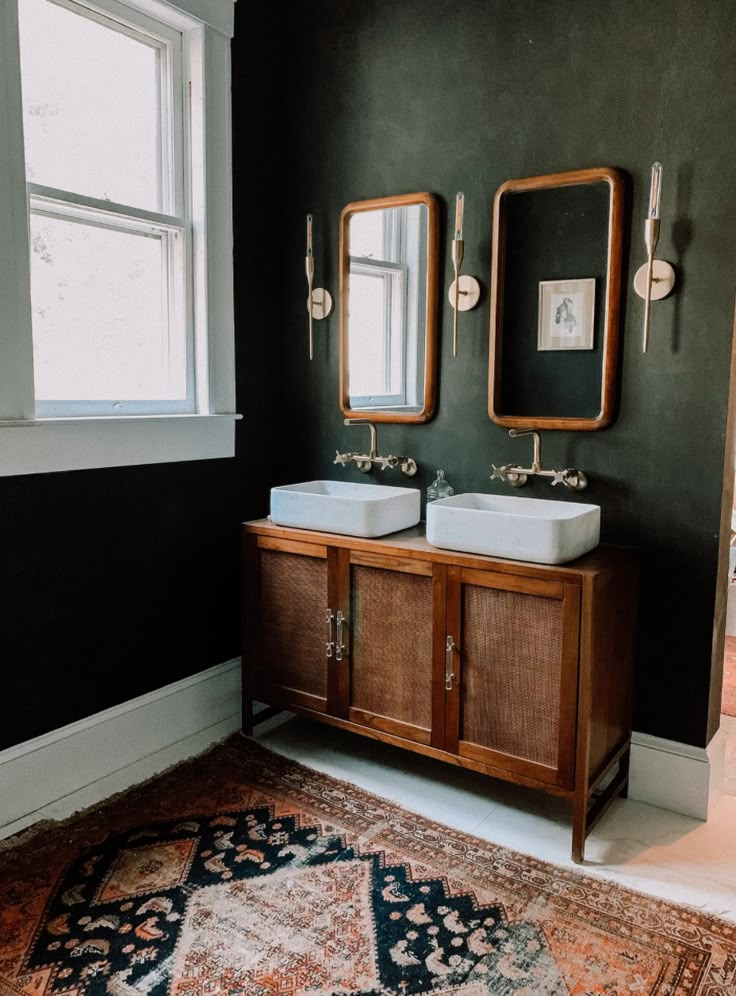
(2, 0, 733, 755)
(0, 461, 242, 750)
(273, 0, 736, 748)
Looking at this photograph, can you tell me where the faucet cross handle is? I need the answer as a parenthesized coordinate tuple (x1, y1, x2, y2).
(334, 450, 349, 467)
(561, 468, 588, 492)
(490, 464, 509, 483)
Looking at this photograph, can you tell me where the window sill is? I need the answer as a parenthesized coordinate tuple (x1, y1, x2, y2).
(0, 413, 241, 476)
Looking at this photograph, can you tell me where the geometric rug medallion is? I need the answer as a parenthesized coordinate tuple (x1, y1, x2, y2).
(1, 735, 735, 995)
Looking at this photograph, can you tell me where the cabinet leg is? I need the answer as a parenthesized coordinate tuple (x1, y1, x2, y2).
(241, 662, 253, 737)
(571, 793, 587, 864)
(571, 747, 631, 863)
(619, 749, 631, 799)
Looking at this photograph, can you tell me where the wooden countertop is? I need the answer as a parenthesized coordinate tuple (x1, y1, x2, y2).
(242, 518, 636, 585)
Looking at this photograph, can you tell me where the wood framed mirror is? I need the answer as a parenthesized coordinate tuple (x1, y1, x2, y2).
(339, 192, 439, 423)
(489, 167, 624, 431)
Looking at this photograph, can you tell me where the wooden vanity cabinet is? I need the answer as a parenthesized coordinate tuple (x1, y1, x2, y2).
(242, 520, 638, 863)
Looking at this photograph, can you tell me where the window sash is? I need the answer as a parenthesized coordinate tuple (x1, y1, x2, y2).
(349, 259, 408, 406)
(21, 0, 185, 219)
(29, 192, 192, 416)
(20, 0, 192, 416)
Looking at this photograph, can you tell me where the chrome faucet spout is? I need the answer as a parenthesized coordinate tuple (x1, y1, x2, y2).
(344, 418, 377, 459)
(508, 427, 542, 472)
(336, 419, 417, 477)
(492, 429, 588, 491)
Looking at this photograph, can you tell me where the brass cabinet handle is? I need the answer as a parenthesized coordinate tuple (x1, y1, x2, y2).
(445, 635, 456, 691)
(335, 610, 345, 662)
(325, 608, 335, 658)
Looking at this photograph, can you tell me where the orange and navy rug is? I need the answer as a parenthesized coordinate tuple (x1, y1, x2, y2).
(1, 735, 735, 994)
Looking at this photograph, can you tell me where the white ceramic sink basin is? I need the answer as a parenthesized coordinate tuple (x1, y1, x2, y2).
(426, 493, 600, 565)
(270, 480, 421, 538)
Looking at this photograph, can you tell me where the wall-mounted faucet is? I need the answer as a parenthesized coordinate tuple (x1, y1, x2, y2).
(491, 428, 587, 491)
(335, 419, 418, 477)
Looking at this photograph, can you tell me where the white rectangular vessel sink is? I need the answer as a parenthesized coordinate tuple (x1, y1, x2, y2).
(270, 480, 421, 538)
(426, 493, 600, 565)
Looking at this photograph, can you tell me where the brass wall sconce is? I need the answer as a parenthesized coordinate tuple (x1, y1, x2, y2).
(634, 163, 676, 353)
(305, 213, 333, 360)
(448, 191, 481, 357)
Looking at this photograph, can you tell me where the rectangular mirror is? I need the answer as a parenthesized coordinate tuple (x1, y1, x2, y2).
(339, 192, 438, 423)
(489, 167, 624, 431)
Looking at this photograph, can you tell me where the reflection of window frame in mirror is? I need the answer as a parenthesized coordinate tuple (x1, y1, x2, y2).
(349, 208, 408, 408)
(488, 167, 624, 431)
(339, 192, 439, 424)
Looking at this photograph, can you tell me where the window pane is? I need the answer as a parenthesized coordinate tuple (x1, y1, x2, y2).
(349, 272, 392, 398)
(30, 214, 186, 401)
(350, 211, 385, 259)
(19, 0, 162, 211)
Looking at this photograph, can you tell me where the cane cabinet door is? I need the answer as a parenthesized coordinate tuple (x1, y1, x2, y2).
(444, 566, 581, 788)
(341, 552, 445, 747)
(247, 536, 335, 715)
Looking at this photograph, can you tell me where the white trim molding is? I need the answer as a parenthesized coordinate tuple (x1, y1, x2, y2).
(0, 658, 242, 840)
(0, 413, 240, 475)
(629, 727, 726, 821)
(141, 0, 235, 37)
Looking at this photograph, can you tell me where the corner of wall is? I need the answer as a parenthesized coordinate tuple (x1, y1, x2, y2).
(629, 726, 725, 821)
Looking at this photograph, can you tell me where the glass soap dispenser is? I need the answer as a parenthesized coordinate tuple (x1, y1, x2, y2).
(427, 469, 454, 503)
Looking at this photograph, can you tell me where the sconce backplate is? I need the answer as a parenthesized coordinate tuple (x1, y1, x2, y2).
(448, 275, 481, 311)
(634, 260, 676, 301)
(307, 288, 333, 319)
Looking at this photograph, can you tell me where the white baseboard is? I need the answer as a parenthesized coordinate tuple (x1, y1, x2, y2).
(0, 658, 242, 840)
(2, 667, 725, 839)
(629, 726, 725, 820)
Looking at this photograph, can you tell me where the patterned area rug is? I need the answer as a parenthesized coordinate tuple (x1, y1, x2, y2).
(1, 736, 735, 995)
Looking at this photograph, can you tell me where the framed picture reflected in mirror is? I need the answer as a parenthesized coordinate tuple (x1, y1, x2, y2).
(538, 278, 596, 351)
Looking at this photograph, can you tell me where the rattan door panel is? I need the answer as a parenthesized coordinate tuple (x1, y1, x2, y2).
(348, 562, 434, 744)
(256, 547, 329, 711)
(452, 576, 580, 787)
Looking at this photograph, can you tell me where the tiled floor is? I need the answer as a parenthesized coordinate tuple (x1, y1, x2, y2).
(254, 711, 736, 924)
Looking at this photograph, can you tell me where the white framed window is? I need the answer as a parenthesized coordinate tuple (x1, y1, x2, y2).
(0, 0, 238, 475)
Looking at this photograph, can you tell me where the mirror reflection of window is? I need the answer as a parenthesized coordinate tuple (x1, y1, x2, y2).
(349, 210, 386, 260)
(347, 204, 427, 412)
(348, 270, 403, 398)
